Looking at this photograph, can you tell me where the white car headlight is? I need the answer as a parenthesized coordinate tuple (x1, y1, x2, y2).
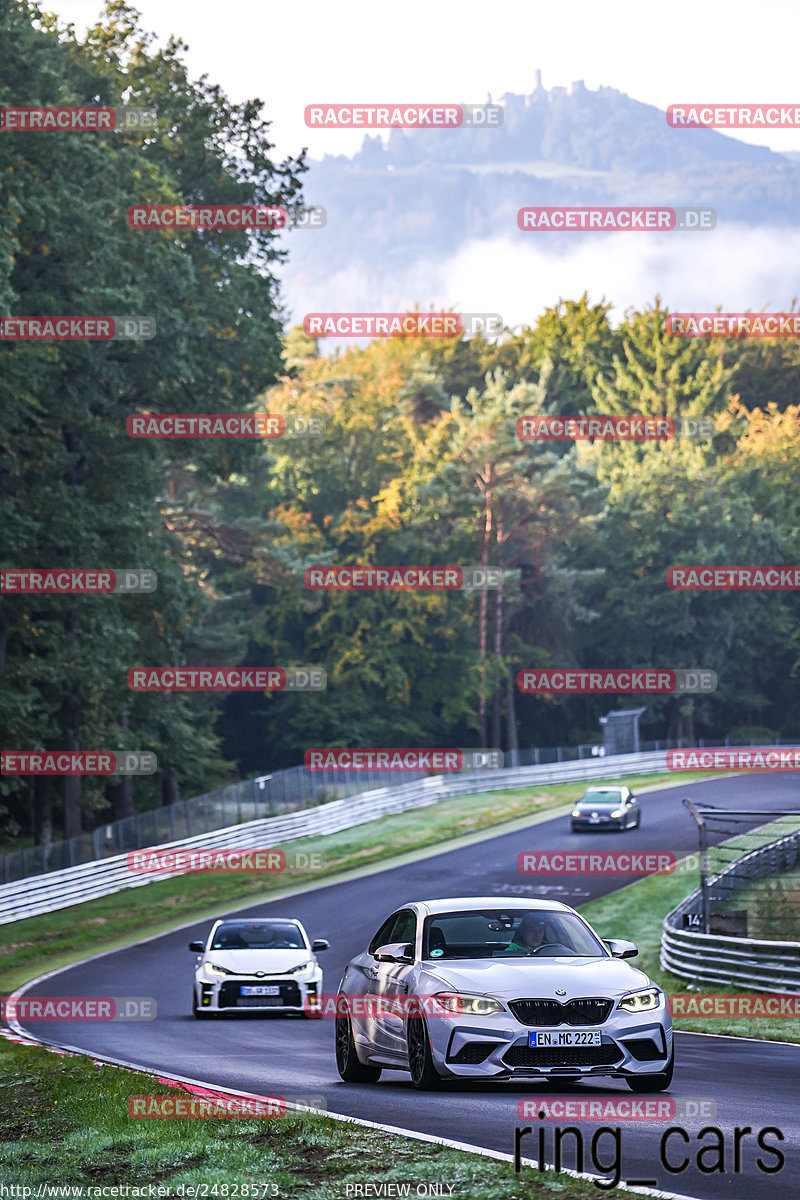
(286, 960, 315, 976)
(610, 809, 623, 818)
(431, 992, 505, 1016)
(203, 962, 232, 978)
(617, 988, 661, 1013)
(571, 809, 581, 817)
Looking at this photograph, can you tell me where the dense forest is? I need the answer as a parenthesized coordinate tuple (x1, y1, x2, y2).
(1, 0, 799, 848)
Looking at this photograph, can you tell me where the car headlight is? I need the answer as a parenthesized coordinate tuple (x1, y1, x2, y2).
(610, 809, 623, 818)
(203, 962, 233, 978)
(430, 992, 505, 1016)
(286, 960, 315, 976)
(617, 988, 661, 1013)
(571, 809, 582, 817)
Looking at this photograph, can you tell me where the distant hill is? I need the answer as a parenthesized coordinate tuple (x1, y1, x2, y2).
(280, 79, 800, 316)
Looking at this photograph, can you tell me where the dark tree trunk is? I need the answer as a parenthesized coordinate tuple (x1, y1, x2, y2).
(161, 766, 180, 806)
(110, 713, 136, 820)
(62, 698, 82, 840)
(506, 672, 519, 761)
(33, 775, 53, 845)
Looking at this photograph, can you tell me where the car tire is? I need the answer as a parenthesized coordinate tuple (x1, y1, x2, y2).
(335, 1014, 382, 1082)
(625, 1045, 674, 1092)
(407, 1015, 444, 1090)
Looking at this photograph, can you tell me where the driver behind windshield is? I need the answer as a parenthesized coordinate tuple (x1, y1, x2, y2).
(498, 914, 548, 955)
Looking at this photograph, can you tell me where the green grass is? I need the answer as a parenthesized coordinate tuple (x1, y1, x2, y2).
(0, 770, 708, 993)
(0, 1036, 633, 1197)
(579, 814, 800, 1042)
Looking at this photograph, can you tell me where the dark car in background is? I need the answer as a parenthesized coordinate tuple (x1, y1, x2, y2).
(571, 786, 641, 833)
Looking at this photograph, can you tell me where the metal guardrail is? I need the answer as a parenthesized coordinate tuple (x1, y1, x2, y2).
(1, 751, 670, 925)
(661, 826, 800, 993)
(3, 737, 707, 884)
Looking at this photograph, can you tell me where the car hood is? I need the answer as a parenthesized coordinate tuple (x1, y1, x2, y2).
(424, 956, 651, 999)
(202, 949, 311, 974)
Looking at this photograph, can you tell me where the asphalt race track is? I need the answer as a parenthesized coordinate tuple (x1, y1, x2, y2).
(13, 773, 800, 1199)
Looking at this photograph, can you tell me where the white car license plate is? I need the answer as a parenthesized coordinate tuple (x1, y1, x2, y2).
(529, 1030, 601, 1047)
(241, 985, 280, 996)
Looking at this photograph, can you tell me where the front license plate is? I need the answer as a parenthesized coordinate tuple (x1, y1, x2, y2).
(529, 1030, 601, 1047)
(241, 985, 280, 996)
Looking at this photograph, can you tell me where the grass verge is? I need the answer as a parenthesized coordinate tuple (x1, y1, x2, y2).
(0, 1035, 632, 1197)
(0, 770, 708, 993)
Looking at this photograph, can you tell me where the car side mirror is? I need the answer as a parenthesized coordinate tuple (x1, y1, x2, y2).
(606, 938, 638, 959)
(374, 942, 413, 964)
(311, 939, 329, 952)
(188, 940, 205, 952)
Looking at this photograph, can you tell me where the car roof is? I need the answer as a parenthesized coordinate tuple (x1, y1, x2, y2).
(212, 917, 303, 927)
(405, 897, 574, 915)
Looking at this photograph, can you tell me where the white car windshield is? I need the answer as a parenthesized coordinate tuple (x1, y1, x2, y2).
(210, 921, 304, 950)
(423, 910, 607, 959)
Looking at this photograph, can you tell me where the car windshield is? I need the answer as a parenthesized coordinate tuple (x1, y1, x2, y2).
(210, 922, 305, 950)
(580, 790, 623, 805)
(422, 910, 607, 960)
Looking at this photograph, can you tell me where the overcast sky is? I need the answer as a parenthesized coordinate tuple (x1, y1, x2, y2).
(41, 0, 800, 160)
(38, 0, 800, 326)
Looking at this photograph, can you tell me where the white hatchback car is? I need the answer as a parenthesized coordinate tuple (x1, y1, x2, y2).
(189, 917, 328, 1018)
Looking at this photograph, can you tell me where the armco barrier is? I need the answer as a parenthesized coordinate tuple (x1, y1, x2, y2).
(661, 826, 800, 993)
(5, 736, 708, 884)
(1, 751, 669, 925)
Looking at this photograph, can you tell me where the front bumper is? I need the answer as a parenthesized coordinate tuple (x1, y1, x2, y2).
(571, 816, 625, 832)
(194, 971, 322, 1013)
(426, 1005, 672, 1080)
